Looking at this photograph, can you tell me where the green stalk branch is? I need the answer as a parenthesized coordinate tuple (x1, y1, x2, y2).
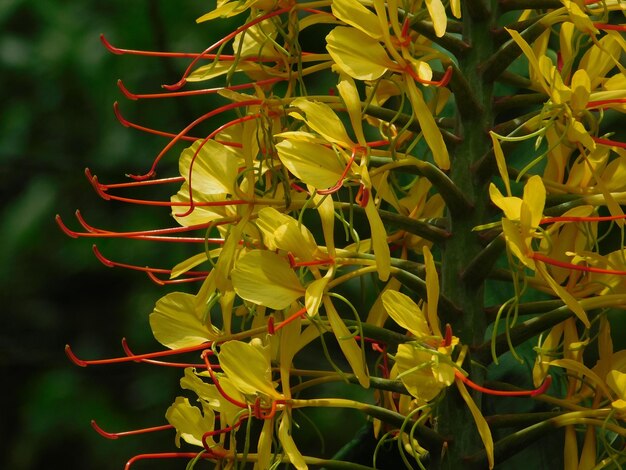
(409, 21, 470, 56)
(481, 19, 549, 83)
(445, 62, 483, 119)
(484, 299, 564, 322)
(363, 104, 461, 146)
(290, 398, 446, 450)
(461, 235, 506, 287)
(498, 0, 562, 11)
(494, 92, 547, 113)
(334, 202, 451, 242)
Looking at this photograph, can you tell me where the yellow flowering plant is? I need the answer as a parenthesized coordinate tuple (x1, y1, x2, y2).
(58, 0, 626, 468)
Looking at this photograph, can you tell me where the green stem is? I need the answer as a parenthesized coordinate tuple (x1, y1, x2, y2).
(334, 202, 451, 242)
(289, 398, 446, 451)
(461, 235, 506, 287)
(481, 19, 549, 82)
(498, 0, 562, 11)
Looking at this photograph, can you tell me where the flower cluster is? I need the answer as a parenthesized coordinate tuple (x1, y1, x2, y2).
(59, 0, 626, 468)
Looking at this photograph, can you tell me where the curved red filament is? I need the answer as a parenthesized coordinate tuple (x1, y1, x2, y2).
(457, 372, 552, 397)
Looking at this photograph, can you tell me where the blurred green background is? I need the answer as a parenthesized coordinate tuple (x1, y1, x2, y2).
(1, 1, 231, 468)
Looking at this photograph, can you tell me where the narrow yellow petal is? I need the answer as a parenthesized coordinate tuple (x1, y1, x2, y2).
(456, 379, 495, 469)
(425, 0, 447, 37)
(536, 262, 590, 328)
(279, 413, 308, 470)
(290, 98, 353, 147)
(324, 296, 370, 387)
(382, 290, 430, 338)
(423, 245, 442, 338)
(489, 132, 512, 196)
(405, 79, 450, 170)
(337, 73, 366, 146)
(331, 0, 384, 39)
(364, 195, 391, 281)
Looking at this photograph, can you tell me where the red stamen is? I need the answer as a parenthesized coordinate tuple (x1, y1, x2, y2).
(125, 452, 219, 470)
(355, 185, 370, 207)
(592, 137, 626, 149)
(267, 316, 276, 335)
(91, 420, 173, 440)
(202, 350, 249, 409)
(317, 147, 357, 195)
(146, 271, 207, 285)
(587, 98, 626, 109)
(56, 213, 229, 243)
(101, 33, 267, 62)
(541, 213, 626, 224)
(406, 65, 453, 87)
(593, 23, 626, 31)
(92, 244, 209, 277)
(556, 52, 564, 73)
(85, 168, 184, 191)
(174, 112, 262, 218)
(290, 182, 309, 193)
(531, 252, 626, 276)
(127, 99, 262, 181)
(65, 341, 213, 367)
(118, 77, 283, 100)
(161, 8, 291, 91)
(442, 323, 453, 347)
(273, 307, 308, 332)
(121, 337, 211, 368)
(114, 101, 200, 141)
(456, 372, 552, 397)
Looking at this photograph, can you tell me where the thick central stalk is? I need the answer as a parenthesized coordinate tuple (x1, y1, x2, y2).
(432, 2, 496, 468)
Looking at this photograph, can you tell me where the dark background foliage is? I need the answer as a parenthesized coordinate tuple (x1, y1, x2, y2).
(1, 1, 224, 468)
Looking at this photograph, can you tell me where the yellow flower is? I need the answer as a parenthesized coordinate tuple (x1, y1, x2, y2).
(490, 175, 591, 327)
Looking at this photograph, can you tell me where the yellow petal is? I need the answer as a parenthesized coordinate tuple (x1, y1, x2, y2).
(423, 245, 442, 338)
(501, 218, 535, 269)
(536, 262, 590, 328)
(396, 345, 449, 402)
(166, 397, 215, 448)
(290, 98, 353, 147)
(337, 73, 366, 146)
(313, 193, 336, 256)
(305, 276, 329, 317)
(456, 379, 494, 469)
(489, 132, 512, 196)
(364, 195, 391, 281)
(608, 370, 626, 401)
(489, 183, 522, 220)
(522, 175, 546, 229)
(405, 79, 450, 170)
(551, 358, 611, 398)
(276, 139, 345, 189)
(256, 419, 274, 470)
(382, 290, 430, 338)
(326, 27, 394, 80)
(256, 207, 318, 261)
(425, 0, 447, 37)
(570, 69, 590, 112)
(278, 413, 308, 470)
(324, 296, 370, 387)
(219, 340, 283, 399)
(149, 292, 219, 349)
(232, 250, 305, 310)
(331, 0, 384, 39)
